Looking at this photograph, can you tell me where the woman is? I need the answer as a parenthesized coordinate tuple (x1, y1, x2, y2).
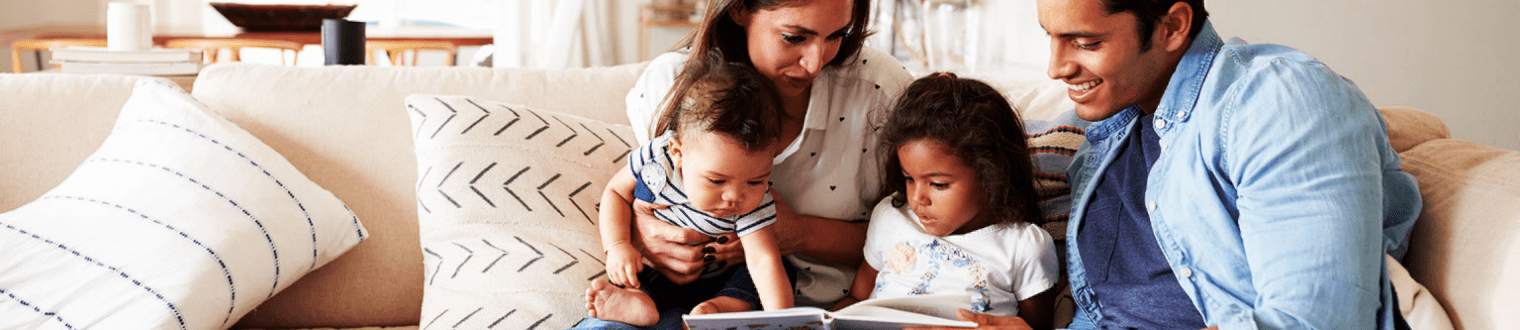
(578, 0, 912, 328)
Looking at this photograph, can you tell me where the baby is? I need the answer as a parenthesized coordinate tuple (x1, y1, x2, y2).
(586, 52, 793, 326)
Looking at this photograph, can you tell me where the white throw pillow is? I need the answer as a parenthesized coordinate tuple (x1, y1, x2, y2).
(407, 94, 627, 329)
(0, 79, 368, 330)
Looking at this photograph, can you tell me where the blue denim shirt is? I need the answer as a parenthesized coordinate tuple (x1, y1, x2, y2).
(1064, 22, 1421, 330)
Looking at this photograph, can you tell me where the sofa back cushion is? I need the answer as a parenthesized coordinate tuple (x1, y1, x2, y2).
(1398, 139, 1520, 330)
(0, 74, 140, 213)
(188, 63, 644, 328)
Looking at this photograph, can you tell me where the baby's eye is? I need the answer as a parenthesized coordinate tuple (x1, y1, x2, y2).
(746, 180, 764, 186)
(708, 179, 726, 184)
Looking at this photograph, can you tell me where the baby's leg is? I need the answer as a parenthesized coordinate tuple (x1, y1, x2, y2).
(585, 279, 660, 326)
(691, 296, 755, 315)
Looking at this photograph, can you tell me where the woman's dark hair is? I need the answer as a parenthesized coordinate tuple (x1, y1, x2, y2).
(649, 0, 872, 138)
(877, 72, 1044, 226)
(1101, 0, 1208, 52)
(655, 50, 786, 152)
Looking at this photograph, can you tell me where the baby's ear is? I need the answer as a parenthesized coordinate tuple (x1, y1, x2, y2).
(669, 136, 684, 168)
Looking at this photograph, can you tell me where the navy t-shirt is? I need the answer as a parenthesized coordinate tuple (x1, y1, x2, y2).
(1077, 114, 1208, 329)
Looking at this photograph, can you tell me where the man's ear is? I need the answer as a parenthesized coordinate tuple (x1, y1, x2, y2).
(669, 135, 684, 169)
(1158, 2, 1194, 53)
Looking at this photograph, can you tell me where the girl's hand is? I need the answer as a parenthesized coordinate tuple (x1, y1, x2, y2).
(631, 199, 736, 284)
(905, 309, 1033, 330)
(604, 242, 643, 288)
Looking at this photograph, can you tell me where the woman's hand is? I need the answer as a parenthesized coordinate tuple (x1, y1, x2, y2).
(630, 199, 742, 284)
(905, 309, 1033, 330)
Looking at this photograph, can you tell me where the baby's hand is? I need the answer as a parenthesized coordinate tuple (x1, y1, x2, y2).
(605, 242, 644, 288)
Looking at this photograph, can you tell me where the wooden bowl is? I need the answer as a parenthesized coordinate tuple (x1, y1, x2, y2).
(210, 2, 358, 32)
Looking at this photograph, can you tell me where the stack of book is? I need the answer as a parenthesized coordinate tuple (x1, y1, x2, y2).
(52, 46, 203, 75)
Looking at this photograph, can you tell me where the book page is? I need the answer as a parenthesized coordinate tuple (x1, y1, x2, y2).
(683, 307, 830, 330)
(843, 294, 973, 319)
(830, 305, 978, 329)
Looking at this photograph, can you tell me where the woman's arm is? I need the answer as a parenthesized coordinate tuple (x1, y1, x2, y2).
(629, 200, 720, 285)
(769, 196, 868, 266)
(740, 225, 793, 310)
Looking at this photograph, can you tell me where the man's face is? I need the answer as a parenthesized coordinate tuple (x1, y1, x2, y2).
(1038, 0, 1175, 121)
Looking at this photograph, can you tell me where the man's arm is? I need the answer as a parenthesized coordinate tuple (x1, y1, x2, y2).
(1220, 62, 1388, 329)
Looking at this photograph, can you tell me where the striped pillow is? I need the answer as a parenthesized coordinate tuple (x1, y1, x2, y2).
(0, 79, 367, 330)
(406, 94, 626, 329)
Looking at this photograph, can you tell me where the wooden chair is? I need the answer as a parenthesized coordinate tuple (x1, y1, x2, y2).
(165, 38, 303, 65)
(365, 40, 456, 66)
(10, 38, 108, 73)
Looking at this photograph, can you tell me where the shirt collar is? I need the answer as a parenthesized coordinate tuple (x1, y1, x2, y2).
(802, 71, 833, 130)
(1083, 21, 1223, 142)
(1154, 20, 1223, 125)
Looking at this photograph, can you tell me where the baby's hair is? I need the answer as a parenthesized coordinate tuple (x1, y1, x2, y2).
(877, 72, 1045, 226)
(654, 49, 786, 152)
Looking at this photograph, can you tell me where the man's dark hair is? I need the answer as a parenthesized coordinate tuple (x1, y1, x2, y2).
(1101, 0, 1208, 51)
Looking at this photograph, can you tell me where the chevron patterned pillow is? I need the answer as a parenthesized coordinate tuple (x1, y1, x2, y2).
(406, 94, 631, 329)
(0, 79, 367, 330)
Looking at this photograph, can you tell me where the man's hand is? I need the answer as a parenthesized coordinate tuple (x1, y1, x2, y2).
(906, 309, 1033, 330)
(629, 199, 742, 284)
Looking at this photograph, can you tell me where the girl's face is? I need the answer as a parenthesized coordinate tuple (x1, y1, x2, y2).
(733, 0, 853, 98)
(897, 138, 992, 237)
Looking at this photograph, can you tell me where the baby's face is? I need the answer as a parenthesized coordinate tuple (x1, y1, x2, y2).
(672, 132, 776, 218)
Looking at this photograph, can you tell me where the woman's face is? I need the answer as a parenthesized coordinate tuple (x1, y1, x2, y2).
(734, 0, 853, 98)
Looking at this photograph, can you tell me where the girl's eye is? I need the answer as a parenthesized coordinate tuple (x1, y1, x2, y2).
(930, 182, 949, 189)
(782, 34, 806, 44)
(903, 175, 914, 183)
(746, 180, 764, 186)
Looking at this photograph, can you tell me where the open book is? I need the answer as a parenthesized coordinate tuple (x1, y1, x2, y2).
(682, 294, 978, 330)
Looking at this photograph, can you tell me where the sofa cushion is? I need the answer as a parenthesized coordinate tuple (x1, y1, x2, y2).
(1379, 106, 1451, 153)
(0, 79, 367, 330)
(188, 63, 645, 328)
(1398, 139, 1520, 330)
(0, 73, 140, 213)
(406, 94, 629, 329)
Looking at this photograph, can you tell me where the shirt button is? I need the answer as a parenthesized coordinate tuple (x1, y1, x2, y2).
(1179, 268, 1193, 279)
(1154, 118, 1166, 129)
(1176, 111, 1187, 118)
(1148, 201, 1157, 211)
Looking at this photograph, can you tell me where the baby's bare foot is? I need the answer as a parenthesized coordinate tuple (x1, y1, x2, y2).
(586, 279, 660, 326)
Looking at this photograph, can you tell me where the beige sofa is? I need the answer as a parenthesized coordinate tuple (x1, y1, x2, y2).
(0, 63, 1514, 329)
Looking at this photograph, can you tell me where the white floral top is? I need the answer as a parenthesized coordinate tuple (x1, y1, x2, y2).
(863, 197, 1059, 317)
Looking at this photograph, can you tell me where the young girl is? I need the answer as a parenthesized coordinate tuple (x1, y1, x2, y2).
(836, 73, 1059, 329)
(585, 52, 794, 327)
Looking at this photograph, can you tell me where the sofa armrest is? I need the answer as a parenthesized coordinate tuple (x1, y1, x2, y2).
(1379, 106, 1451, 153)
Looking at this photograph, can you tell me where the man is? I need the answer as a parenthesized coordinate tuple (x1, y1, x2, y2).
(932, 0, 1421, 329)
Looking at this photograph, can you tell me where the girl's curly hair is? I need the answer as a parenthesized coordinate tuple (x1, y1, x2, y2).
(876, 72, 1045, 226)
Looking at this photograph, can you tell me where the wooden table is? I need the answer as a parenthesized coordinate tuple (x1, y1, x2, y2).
(32, 24, 493, 48)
